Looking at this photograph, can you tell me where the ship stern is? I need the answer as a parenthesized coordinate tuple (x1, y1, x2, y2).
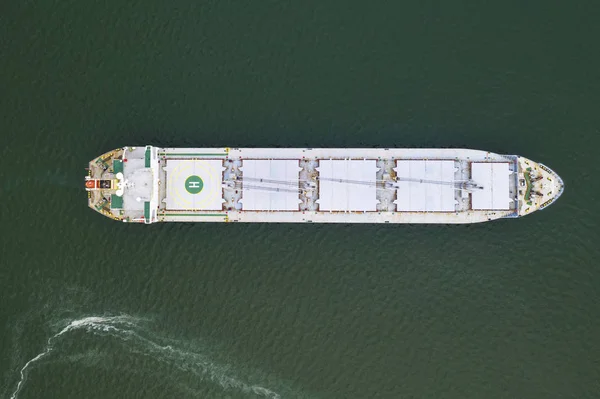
(85, 146, 160, 223)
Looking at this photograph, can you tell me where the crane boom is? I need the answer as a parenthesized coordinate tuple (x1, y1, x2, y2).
(231, 175, 483, 192)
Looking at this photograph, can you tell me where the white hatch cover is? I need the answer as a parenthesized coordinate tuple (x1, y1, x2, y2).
(317, 160, 379, 211)
(240, 160, 302, 211)
(394, 160, 456, 212)
(164, 159, 224, 210)
(471, 162, 510, 210)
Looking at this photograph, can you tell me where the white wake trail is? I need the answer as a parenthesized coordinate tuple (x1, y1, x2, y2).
(9, 315, 133, 399)
(9, 315, 281, 399)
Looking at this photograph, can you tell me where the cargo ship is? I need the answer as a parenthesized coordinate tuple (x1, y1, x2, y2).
(85, 147, 564, 224)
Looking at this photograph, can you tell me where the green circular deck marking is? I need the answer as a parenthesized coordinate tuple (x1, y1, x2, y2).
(185, 175, 204, 194)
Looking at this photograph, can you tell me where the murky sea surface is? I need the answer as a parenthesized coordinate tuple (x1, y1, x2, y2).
(1, 2, 599, 398)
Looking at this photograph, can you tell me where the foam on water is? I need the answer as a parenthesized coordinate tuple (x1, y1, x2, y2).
(9, 315, 281, 399)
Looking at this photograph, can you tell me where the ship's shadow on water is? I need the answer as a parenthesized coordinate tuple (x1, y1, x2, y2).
(5, 312, 301, 399)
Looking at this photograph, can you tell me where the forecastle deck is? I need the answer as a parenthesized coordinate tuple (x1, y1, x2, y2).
(85, 147, 564, 224)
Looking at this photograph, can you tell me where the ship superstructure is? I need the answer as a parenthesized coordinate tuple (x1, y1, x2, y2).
(86, 147, 564, 224)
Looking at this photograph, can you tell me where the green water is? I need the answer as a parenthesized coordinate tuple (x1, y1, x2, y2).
(2, 2, 599, 398)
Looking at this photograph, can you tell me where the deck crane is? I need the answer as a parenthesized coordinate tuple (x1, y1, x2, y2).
(227, 176, 484, 193)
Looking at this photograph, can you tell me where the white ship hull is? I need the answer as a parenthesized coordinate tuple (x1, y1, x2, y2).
(86, 147, 564, 224)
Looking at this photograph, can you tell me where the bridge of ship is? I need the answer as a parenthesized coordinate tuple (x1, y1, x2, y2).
(158, 154, 519, 215)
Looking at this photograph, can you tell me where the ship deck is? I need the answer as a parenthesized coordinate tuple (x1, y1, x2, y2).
(86, 146, 565, 224)
(153, 147, 521, 224)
